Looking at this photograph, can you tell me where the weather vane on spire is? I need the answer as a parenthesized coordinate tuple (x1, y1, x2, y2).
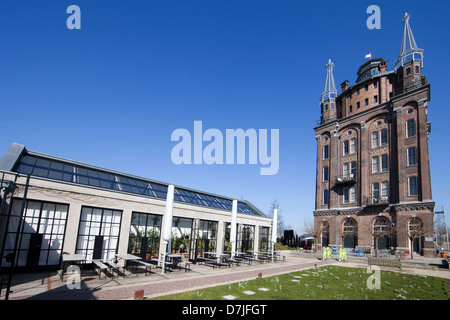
(403, 12, 410, 23)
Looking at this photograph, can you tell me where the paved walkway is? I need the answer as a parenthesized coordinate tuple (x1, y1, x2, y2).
(2, 252, 449, 300)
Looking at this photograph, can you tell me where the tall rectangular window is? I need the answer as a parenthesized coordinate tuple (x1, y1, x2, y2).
(381, 154, 389, 172)
(323, 166, 329, 181)
(372, 183, 380, 204)
(343, 140, 349, 156)
(350, 138, 356, 154)
(408, 176, 418, 196)
(323, 145, 329, 160)
(343, 187, 349, 204)
(407, 147, 417, 166)
(350, 186, 356, 203)
(371, 132, 379, 148)
(380, 128, 388, 146)
(199, 220, 219, 253)
(350, 161, 357, 179)
(343, 163, 349, 179)
(381, 182, 389, 200)
(323, 190, 329, 205)
(372, 156, 379, 174)
(407, 119, 416, 138)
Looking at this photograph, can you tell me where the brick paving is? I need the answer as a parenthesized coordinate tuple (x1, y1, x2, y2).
(3, 253, 449, 300)
(4, 257, 331, 300)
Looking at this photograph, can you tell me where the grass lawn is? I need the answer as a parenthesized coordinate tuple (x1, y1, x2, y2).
(151, 266, 449, 300)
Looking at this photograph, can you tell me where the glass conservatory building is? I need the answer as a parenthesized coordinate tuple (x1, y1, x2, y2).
(0, 143, 273, 272)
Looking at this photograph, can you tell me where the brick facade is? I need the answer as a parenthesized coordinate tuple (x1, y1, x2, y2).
(313, 18, 435, 257)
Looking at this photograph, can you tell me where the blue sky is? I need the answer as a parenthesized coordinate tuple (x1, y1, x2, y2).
(0, 0, 449, 233)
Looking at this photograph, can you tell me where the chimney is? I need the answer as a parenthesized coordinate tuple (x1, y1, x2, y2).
(341, 80, 349, 92)
(380, 61, 387, 73)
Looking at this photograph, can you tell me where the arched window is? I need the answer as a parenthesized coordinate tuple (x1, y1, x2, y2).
(342, 218, 358, 248)
(372, 217, 391, 250)
(408, 217, 424, 253)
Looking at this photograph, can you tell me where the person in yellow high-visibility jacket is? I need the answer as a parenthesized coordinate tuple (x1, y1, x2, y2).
(327, 247, 332, 259)
(322, 247, 327, 260)
(338, 248, 344, 261)
(342, 248, 347, 261)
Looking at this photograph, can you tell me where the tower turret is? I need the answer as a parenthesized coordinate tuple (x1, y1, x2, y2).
(320, 59, 338, 124)
(394, 13, 425, 91)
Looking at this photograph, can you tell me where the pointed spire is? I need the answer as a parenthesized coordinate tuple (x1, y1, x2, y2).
(320, 59, 338, 103)
(394, 13, 424, 70)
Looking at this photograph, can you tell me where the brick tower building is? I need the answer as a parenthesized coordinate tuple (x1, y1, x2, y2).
(313, 13, 435, 257)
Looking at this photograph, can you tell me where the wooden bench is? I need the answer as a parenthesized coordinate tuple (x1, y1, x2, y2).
(92, 260, 108, 279)
(368, 257, 402, 270)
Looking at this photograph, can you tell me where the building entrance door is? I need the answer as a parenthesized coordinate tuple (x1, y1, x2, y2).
(26, 233, 43, 270)
(93, 236, 104, 259)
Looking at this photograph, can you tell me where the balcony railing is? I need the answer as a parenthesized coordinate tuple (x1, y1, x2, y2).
(316, 114, 337, 126)
(334, 175, 356, 186)
(364, 196, 389, 206)
(394, 76, 427, 96)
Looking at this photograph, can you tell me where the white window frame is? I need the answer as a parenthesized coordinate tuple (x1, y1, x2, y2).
(343, 163, 349, 179)
(372, 182, 380, 203)
(323, 145, 329, 160)
(381, 181, 389, 201)
(350, 161, 357, 179)
(406, 119, 416, 138)
(343, 187, 349, 204)
(343, 140, 349, 156)
(372, 156, 379, 174)
(407, 147, 417, 166)
(323, 189, 329, 205)
(381, 154, 389, 172)
(408, 176, 418, 196)
(371, 131, 379, 149)
(350, 186, 356, 203)
(350, 138, 356, 154)
(380, 128, 388, 146)
(323, 166, 329, 181)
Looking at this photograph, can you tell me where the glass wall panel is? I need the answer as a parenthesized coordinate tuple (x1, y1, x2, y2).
(76, 206, 122, 261)
(1, 199, 68, 270)
(128, 212, 161, 261)
(259, 227, 270, 252)
(237, 224, 255, 253)
(171, 217, 193, 255)
(223, 222, 232, 254)
(197, 220, 218, 255)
